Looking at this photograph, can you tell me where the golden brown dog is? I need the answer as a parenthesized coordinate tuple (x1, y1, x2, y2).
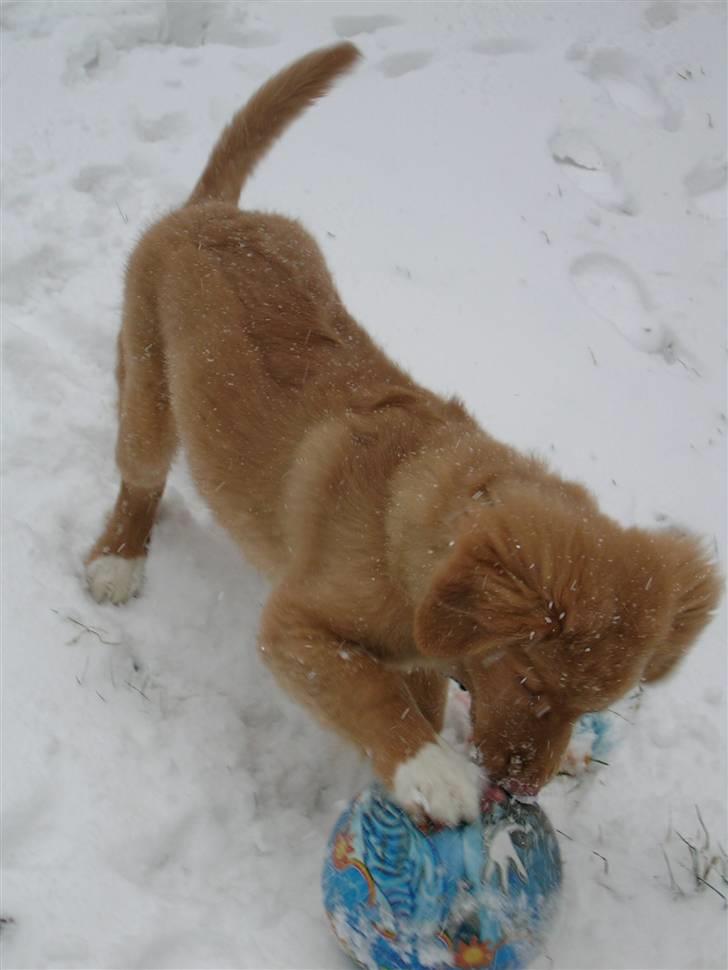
(86, 43, 721, 825)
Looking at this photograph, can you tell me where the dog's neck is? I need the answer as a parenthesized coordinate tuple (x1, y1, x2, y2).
(385, 423, 517, 604)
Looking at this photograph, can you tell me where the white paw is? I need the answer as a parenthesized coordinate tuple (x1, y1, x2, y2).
(393, 739, 482, 826)
(86, 555, 145, 605)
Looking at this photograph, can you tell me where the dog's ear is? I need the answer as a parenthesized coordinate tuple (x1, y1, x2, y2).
(413, 488, 611, 659)
(413, 548, 547, 658)
(641, 532, 722, 682)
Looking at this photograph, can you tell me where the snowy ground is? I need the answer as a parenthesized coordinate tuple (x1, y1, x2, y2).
(1, 1, 726, 968)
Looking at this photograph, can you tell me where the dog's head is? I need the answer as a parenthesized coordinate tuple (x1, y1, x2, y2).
(414, 481, 722, 795)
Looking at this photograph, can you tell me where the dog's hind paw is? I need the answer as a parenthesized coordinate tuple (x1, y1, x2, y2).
(86, 554, 145, 605)
(393, 739, 482, 826)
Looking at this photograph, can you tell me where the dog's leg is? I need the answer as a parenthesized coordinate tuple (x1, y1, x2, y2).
(260, 595, 481, 825)
(86, 482, 164, 604)
(86, 300, 176, 604)
(402, 669, 448, 734)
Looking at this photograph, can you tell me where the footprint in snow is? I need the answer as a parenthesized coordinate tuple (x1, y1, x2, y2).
(683, 154, 727, 220)
(585, 48, 682, 132)
(570, 253, 673, 358)
(332, 14, 401, 38)
(549, 129, 637, 215)
(379, 51, 433, 79)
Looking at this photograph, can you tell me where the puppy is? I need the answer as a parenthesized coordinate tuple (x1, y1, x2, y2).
(86, 43, 721, 826)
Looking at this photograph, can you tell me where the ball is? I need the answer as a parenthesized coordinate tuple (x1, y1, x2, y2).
(322, 783, 562, 970)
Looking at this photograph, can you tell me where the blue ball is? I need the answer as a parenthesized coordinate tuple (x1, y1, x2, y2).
(322, 784, 561, 970)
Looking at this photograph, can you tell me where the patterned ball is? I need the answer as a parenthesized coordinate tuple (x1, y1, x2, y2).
(322, 783, 561, 970)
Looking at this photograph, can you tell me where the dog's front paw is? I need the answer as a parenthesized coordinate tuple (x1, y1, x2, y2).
(86, 554, 145, 605)
(393, 739, 482, 826)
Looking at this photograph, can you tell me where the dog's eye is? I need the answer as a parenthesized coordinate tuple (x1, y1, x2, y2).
(518, 675, 551, 717)
(518, 672, 545, 695)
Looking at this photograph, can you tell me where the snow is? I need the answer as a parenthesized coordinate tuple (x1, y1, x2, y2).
(1, 1, 726, 968)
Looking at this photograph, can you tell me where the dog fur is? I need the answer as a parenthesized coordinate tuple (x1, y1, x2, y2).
(86, 43, 722, 824)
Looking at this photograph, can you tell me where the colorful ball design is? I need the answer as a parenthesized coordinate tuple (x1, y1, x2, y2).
(322, 784, 562, 970)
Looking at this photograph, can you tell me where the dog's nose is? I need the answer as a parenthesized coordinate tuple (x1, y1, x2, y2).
(481, 783, 510, 811)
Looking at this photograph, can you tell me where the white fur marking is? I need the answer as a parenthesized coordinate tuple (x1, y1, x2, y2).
(86, 555, 145, 605)
(485, 823, 529, 889)
(393, 739, 482, 826)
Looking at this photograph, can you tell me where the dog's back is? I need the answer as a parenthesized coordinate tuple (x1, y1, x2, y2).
(115, 43, 453, 574)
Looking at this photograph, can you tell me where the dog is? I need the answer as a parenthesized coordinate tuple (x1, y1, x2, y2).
(86, 43, 721, 826)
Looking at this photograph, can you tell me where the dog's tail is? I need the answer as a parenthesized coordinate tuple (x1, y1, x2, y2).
(187, 42, 360, 207)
